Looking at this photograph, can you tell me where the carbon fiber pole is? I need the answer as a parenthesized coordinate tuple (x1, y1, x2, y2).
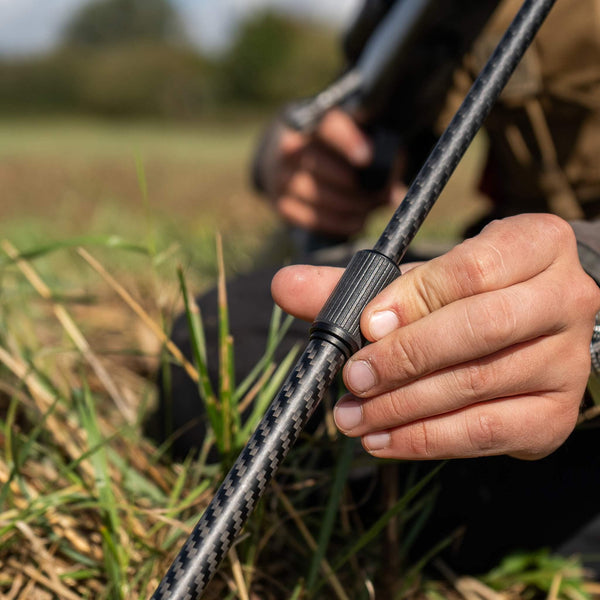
(151, 0, 556, 597)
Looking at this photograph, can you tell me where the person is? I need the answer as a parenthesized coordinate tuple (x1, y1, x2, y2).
(148, 0, 600, 576)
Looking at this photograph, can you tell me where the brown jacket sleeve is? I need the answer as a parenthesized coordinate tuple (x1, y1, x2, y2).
(571, 220, 600, 286)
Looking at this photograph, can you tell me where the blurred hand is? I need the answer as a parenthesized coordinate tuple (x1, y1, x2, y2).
(257, 108, 405, 237)
(271, 214, 600, 460)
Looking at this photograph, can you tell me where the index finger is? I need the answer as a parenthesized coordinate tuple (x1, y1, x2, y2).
(361, 214, 574, 341)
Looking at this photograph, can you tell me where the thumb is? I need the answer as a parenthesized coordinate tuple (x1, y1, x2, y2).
(271, 265, 343, 321)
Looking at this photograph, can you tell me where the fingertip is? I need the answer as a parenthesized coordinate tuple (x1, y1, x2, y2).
(362, 431, 391, 453)
(360, 277, 407, 340)
(279, 127, 308, 156)
(344, 359, 376, 395)
(270, 265, 304, 301)
(271, 265, 344, 322)
(366, 310, 400, 340)
(333, 396, 363, 432)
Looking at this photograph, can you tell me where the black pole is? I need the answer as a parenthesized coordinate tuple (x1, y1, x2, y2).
(151, 1, 556, 597)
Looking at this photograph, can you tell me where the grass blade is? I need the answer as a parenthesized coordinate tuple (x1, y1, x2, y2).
(177, 266, 223, 449)
(2, 239, 133, 423)
(134, 154, 157, 257)
(0, 235, 150, 267)
(77, 247, 200, 386)
(272, 480, 350, 600)
(216, 233, 238, 452)
(238, 344, 299, 441)
(306, 435, 356, 592)
(74, 384, 125, 598)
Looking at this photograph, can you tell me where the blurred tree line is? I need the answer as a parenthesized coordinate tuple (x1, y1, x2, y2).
(0, 0, 342, 119)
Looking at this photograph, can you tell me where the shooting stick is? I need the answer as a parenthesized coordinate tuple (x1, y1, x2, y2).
(152, 0, 556, 597)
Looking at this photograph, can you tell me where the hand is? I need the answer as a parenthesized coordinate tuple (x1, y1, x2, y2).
(257, 109, 405, 237)
(271, 214, 600, 460)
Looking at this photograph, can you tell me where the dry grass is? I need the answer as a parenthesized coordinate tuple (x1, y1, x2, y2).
(0, 242, 184, 598)
(0, 239, 445, 599)
(0, 241, 595, 599)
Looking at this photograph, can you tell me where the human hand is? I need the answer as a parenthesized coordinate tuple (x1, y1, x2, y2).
(271, 214, 600, 460)
(257, 109, 405, 237)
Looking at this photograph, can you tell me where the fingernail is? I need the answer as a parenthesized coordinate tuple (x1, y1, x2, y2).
(346, 360, 376, 394)
(334, 399, 363, 431)
(369, 310, 399, 339)
(350, 142, 372, 166)
(364, 432, 390, 451)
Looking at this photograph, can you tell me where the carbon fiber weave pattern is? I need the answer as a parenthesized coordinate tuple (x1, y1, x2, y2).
(151, 339, 345, 599)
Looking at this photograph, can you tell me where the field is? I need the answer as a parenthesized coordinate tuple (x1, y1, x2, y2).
(0, 115, 493, 265)
(0, 116, 593, 599)
(0, 116, 280, 283)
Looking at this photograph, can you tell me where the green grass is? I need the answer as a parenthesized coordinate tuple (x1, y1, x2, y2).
(0, 116, 277, 290)
(0, 237, 449, 599)
(0, 115, 337, 295)
(0, 233, 594, 599)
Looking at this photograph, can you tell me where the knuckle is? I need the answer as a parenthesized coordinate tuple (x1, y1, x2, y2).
(280, 129, 306, 155)
(378, 390, 409, 424)
(465, 411, 498, 453)
(537, 213, 574, 246)
(388, 332, 426, 381)
(557, 272, 600, 330)
(581, 274, 600, 313)
(521, 405, 577, 460)
(590, 287, 600, 314)
(558, 403, 580, 439)
(555, 401, 580, 436)
(412, 269, 444, 314)
(464, 291, 517, 349)
(279, 196, 305, 221)
(572, 342, 594, 374)
(453, 238, 505, 295)
(407, 421, 432, 457)
(507, 213, 572, 251)
(454, 360, 492, 400)
(289, 171, 316, 201)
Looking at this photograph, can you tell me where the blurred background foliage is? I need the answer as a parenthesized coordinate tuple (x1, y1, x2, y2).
(0, 0, 483, 283)
(0, 0, 363, 287)
(0, 0, 343, 119)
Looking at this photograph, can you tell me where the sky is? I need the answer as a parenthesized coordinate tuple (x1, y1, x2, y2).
(0, 0, 361, 56)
